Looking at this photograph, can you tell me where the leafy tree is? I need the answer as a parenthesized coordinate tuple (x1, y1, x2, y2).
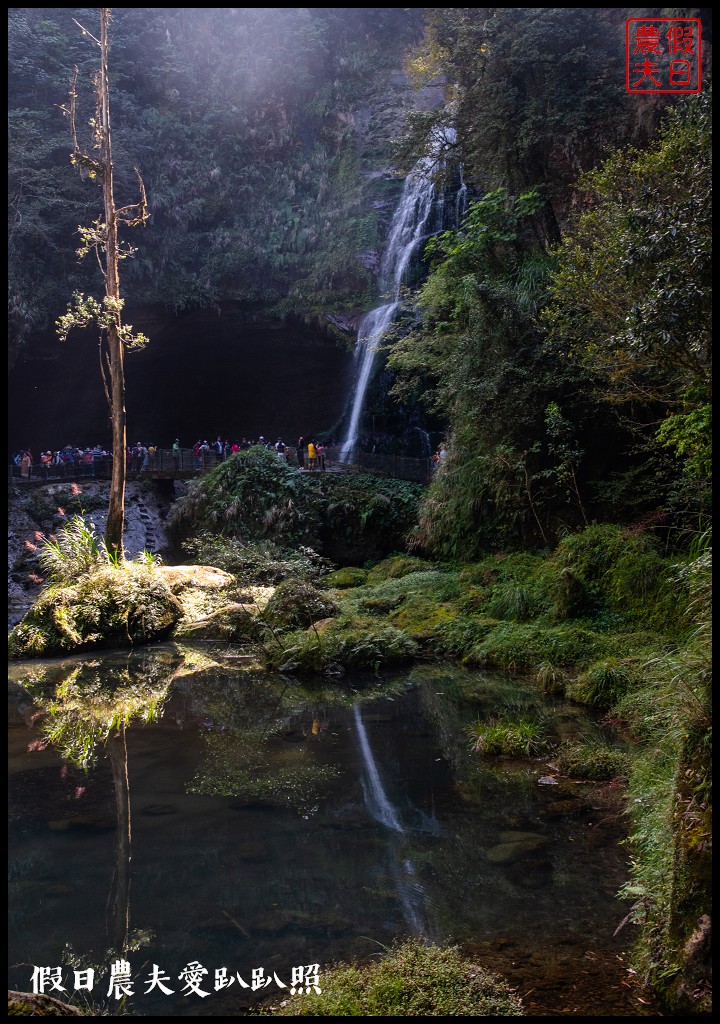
(542, 91, 712, 489)
(56, 9, 149, 554)
(404, 8, 637, 241)
(389, 188, 603, 555)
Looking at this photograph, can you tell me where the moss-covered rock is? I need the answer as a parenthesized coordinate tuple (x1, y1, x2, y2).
(259, 938, 524, 1015)
(323, 566, 368, 589)
(366, 554, 430, 585)
(266, 622, 418, 675)
(8, 990, 85, 1016)
(173, 602, 262, 642)
(8, 566, 181, 659)
(388, 594, 458, 639)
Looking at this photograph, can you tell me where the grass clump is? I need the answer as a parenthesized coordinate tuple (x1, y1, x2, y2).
(553, 742, 631, 780)
(565, 658, 638, 708)
(469, 716, 549, 758)
(260, 938, 524, 1016)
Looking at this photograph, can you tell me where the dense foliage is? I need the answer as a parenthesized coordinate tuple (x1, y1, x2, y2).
(167, 446, 423, 563)
(9, 7, 424, 362)
(387, 14, 711, 557)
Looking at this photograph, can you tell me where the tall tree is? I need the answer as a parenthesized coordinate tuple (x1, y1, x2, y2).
(57, 8, 148, 555)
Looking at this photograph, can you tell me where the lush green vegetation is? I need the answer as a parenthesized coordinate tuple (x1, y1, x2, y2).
(8, 514, 178, 658)
(7, 5, 711, 1016)
(258, 938, 524, 1016)
(167, 446, 423, 562)
(8, 7, 424, 362)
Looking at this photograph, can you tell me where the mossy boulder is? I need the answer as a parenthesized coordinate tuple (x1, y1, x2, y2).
(260, 938, 524, 1016)
(173, 602, 262, 642)
(388, 595, 458, 639)
(323, 566, 368, 589)
(8, 990, 85, 1015)
(366, 555, 430, 585)
(155, 563, 269, 639)
(8, 566, 182, 659)
(267, 622, 418, 675)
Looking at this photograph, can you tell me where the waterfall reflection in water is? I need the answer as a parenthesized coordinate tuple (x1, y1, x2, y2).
(353, 703, 431, 939)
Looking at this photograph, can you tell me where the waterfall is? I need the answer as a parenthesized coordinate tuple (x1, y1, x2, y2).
(353, 704, 403, 832)
(337, 157, 439, 463)
(455, 164, 468, 225)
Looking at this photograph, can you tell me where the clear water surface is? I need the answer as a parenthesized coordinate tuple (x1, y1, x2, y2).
(8, 645, 658, 1016)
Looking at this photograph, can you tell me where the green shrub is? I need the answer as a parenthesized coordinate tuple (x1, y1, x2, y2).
(168, 447, 310, 544)
(553, 742, 631, 781)
(262, 581, 338, 630)
(260, 938, 524, 1016)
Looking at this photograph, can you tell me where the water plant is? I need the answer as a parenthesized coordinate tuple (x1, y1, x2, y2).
(468, 715, 548, 758)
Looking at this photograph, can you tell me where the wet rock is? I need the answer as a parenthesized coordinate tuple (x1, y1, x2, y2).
(498, 830, 548, 844)
(485, 837, 550, 863)
(9, 990, 85, 1015)
(540, 799, 585, 818)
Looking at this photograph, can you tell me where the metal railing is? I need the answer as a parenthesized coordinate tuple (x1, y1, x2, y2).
(9, 447, 435, 484)
(8, 449, 225, 482)
(345, 450, 434, 484)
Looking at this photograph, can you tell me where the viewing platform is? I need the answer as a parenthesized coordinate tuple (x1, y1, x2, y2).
(9, 448, 435, 485)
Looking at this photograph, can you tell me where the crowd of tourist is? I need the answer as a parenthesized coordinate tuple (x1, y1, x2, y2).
(9, 435, 338, 480)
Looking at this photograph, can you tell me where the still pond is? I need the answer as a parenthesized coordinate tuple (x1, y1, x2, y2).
(8, 645, 658, 1016)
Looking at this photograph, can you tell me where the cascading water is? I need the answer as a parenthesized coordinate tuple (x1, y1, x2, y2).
(337, 160, 437, 463)
(337, 134, 468, 463)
